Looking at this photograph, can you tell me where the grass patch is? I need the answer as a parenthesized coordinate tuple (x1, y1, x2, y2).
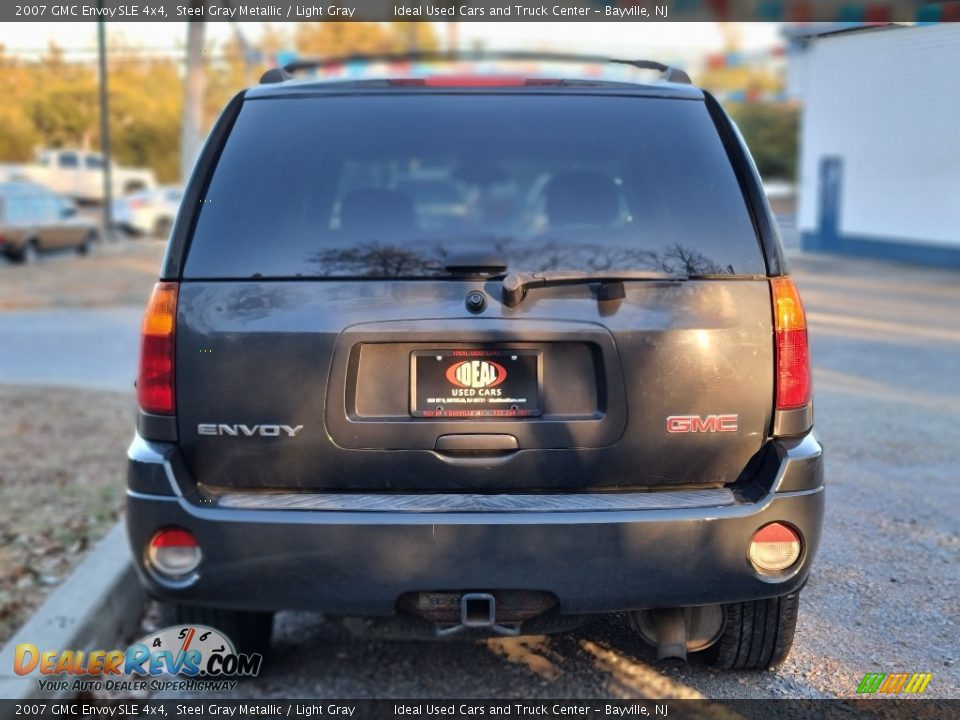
(0, 384, 135, 644)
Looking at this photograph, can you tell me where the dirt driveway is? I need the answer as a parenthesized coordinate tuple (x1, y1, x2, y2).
(0, 239, 164, 311)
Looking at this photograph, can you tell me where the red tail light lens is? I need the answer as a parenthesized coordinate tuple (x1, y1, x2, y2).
(771, 277, 811, 410)
(138, 282, 178, 414)
(749, 522, 802, 574)
(147, 527, 201, 579)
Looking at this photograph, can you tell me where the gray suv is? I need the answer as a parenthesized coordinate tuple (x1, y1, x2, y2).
(127, 54, 823, 670)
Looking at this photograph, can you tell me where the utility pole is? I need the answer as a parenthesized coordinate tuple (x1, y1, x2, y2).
(96, 13, 113, 241)
(181, 10, 206, 184)
(231, 22, 257, 87)
(446, 22, 459, 53)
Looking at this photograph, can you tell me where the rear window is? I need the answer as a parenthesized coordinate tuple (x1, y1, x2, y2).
(184, 94, 764, 279)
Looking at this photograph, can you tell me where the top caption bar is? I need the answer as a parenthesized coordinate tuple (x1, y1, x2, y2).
(7, 0, 960, 23)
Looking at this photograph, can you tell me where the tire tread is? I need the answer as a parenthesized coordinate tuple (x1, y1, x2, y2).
(702, 592, 799, 670)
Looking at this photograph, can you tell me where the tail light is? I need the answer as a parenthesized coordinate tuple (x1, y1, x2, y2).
(771, 277, 811, 410)
(748, 522, 802, 574)
(146, 527, 201, 579)
(138, 282, 178, 414)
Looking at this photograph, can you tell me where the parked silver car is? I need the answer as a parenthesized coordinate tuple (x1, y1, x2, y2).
(113, 185, 183, 238)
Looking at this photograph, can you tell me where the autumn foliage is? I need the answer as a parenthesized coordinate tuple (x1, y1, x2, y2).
(0, 23, 437, 183)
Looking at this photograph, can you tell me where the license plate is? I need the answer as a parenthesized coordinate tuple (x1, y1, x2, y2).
(411, 349, 542, 418)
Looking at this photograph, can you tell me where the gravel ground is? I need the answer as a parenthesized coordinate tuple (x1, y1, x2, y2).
(149, 254, 959, 701)
(0, 385, 135, 644)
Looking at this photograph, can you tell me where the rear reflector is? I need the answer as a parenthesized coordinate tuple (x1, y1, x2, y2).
(138, 282, 178, 415)
(749, 522, 802, 574)
(146, 527, 201, 579)
(771, 277, 811, 410)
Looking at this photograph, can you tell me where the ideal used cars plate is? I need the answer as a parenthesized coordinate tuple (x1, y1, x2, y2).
(410, 349, 542, 418)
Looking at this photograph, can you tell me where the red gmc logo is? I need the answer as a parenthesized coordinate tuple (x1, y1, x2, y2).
(666, 414, 739, 433)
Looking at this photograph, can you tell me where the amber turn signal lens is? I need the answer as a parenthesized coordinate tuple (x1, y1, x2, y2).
(771, 277, 811, 410)
(138, 282, 178, 415)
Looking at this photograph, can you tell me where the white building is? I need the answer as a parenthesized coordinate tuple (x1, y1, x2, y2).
(787, 23, 960, 267)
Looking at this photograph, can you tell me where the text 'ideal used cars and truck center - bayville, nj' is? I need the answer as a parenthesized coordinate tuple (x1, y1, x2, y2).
(15, 3, 671, 18)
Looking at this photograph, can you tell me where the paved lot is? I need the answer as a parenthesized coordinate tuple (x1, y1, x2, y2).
(0, 239, 162, 391)
(1, 245, 957, 699)
(0, 307, 142, 392)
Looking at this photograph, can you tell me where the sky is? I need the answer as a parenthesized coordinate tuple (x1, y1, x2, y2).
(0, 22, 783, 63)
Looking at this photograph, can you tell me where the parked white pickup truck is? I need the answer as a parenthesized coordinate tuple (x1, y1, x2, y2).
(0, 149, 156, 202)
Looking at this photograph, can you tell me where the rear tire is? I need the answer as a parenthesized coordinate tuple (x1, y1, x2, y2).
(18, 239, 39, 264)
(174, 605, 274, 657)
(699, 592, 799, 670)
(77, 231, 96, 256)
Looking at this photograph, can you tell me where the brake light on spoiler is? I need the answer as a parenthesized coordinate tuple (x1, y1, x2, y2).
(389, 76, 562, 88)
(138, 282, 178, 415)
(771, 277, 811, 410)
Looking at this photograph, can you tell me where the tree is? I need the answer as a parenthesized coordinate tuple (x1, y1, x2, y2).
(727, 103, 800, 181)
(0, 50, 40, 160)
(24, 44, 99, 150)
(295, 22, 437, 56)
(109, 52, 181, 182)
(0, 23, 440, 185)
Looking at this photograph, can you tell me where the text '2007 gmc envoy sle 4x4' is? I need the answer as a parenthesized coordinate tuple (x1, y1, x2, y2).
(127, 53, 823, 670)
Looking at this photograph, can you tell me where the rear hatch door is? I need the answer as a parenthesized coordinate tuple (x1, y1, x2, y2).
(173, 90, 773, 491)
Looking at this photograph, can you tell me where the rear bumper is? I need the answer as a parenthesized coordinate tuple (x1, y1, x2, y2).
(126, 433, 824, 616)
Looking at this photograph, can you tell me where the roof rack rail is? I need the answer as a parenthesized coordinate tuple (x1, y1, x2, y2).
(259, 51, 691, 86)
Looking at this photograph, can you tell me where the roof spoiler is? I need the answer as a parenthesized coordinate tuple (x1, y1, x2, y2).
(259, 51, 691, 85)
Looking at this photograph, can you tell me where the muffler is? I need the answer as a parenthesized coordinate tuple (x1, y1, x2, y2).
(630, 605, 725, 662)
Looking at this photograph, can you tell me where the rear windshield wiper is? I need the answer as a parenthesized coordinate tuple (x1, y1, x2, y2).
(502, 270, 683, 307)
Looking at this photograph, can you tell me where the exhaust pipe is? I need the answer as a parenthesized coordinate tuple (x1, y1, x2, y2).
(651, 608, 688, 662)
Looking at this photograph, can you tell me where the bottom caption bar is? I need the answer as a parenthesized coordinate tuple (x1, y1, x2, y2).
(1, 700, 958, 720)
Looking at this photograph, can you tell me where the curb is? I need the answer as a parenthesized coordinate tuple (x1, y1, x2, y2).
(0, 520, 145, 705)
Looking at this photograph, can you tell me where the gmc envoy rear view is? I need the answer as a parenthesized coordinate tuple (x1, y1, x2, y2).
(127, 54, 823, 670)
